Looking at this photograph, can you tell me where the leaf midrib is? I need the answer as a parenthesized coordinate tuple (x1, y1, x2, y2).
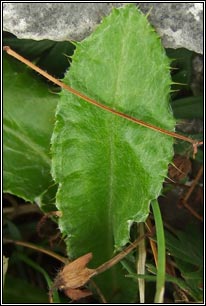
(107, 13, 130, 246)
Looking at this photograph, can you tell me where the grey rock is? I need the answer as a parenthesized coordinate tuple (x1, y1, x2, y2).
(191, 55, 203, 95)
(3, 3, 125, 41)
(138, 3, 203, 54)
(3, 3, 203, 54)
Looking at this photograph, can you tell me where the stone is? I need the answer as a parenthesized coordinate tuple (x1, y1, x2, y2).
(3, 3, 203, 54)
(191, 55, 203, 95)
(138, 3, 203, 54)
(3, 3, 125, 41)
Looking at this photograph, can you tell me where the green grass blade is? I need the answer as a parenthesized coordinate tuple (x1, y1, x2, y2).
(151, 200, 165, 303)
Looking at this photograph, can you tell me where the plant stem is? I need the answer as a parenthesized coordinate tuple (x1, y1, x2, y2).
(146, 217, 158, 267)
(4, 236, 145, 277)
(4, 238, 67, 263)
(151, 200, 165, 303)
(182, 165, 203, 203)
(94, 235, 145, 276)
(3, 46, 202, 156)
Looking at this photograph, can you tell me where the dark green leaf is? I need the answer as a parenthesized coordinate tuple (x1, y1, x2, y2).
(36, 41, 75, 78)
(3, 275, 48, 303)
(3, 37, 75, 78)
(171, 96, 203, 119)
(166, 48, 194, 90)
(3, 56, 58, 203)
(3, 37, 55, 61)
(165, 227, 203, 301)
(165, 228, 203, 267)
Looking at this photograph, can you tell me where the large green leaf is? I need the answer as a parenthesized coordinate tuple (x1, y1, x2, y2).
(51, 4, 175, 301)
(3, 56, 58, 203)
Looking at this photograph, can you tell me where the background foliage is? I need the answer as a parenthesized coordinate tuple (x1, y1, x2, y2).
(3, 5, 203, 303)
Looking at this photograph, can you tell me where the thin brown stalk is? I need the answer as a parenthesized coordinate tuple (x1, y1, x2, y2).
(180, 165, 203, 222)
(183, 166, 203, 203)
(94, 235, 146, 275)
(4, 238, 68, 264)
(3, 46, 202, 156)
(181, 202, 203, 222)
(90, 280, 107, 303)
(146, 218, 158, 267)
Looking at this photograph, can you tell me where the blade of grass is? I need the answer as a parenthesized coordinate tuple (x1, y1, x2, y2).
(151, 200, 165, 303)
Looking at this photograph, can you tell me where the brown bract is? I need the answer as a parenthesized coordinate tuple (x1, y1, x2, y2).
(53, 252, 96, 290)
(48, 236, 145, 302)
(64, 288, 93, 301)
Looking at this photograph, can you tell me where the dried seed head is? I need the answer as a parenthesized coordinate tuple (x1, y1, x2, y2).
(53, 252, 96, 290)
(64, 287, 93, 301)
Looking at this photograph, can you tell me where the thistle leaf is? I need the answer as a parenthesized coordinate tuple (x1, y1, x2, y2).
(51, 4, 175, 301)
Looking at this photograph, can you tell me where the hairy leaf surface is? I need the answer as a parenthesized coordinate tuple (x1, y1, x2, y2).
(3, 56, 58, 203)
(52, 4, 175, 301)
